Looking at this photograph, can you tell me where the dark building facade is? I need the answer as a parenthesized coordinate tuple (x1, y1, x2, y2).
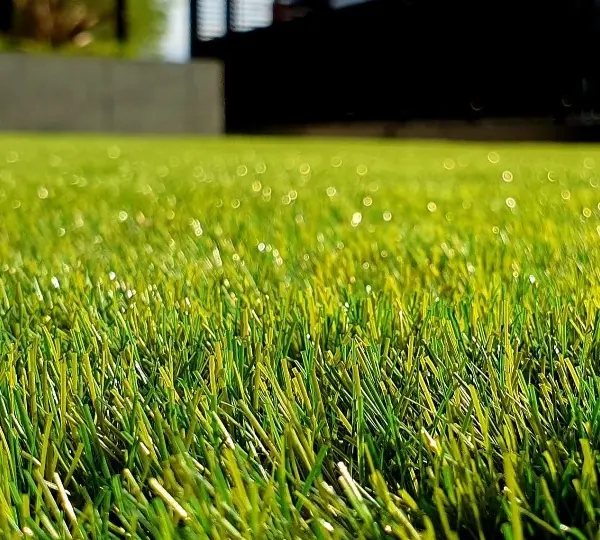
(199, 0, 600, 133)
(2, 0, 599, 135)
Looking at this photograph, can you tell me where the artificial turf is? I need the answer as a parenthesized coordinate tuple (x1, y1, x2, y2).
(0, 135, 599, 538)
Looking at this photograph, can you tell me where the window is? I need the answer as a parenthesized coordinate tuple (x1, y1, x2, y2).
(197, 0, 227, 39)
(234, 0, 274, 31)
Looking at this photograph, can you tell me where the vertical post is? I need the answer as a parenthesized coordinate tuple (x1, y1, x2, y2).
(116, 0, 128, 49)
(0, 0, 14, 34)
(226, 0, 233, 33)
(579, 0, 596, 111)
(223, 0, 233, 134)
(190, 0, 198, 57)
(590, 0, 600, 110)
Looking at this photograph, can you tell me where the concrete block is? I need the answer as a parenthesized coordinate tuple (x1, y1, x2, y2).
(187, 60, 224, 134)
(111, 61, 189, 134)
(0, 54, 27, 130)
(0, 54, 224, 134)
(12, 55, 111, 132)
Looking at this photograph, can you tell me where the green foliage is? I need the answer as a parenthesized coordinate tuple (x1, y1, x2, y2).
(0, 135, 599, 538)
(125, 0, 167, 57)
(0, 0, 166, 58)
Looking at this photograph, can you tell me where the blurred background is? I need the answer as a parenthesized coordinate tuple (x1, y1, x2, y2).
(0, 0, 378, 60)
(2, 0, 600, 139)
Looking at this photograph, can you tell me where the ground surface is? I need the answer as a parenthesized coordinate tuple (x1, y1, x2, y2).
(0, 135, 599, 539)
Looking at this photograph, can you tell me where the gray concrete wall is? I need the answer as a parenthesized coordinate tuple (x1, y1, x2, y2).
(0, 54, 223, 134)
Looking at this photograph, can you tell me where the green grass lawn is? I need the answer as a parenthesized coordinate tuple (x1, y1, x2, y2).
(1, 135, 600, 539)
